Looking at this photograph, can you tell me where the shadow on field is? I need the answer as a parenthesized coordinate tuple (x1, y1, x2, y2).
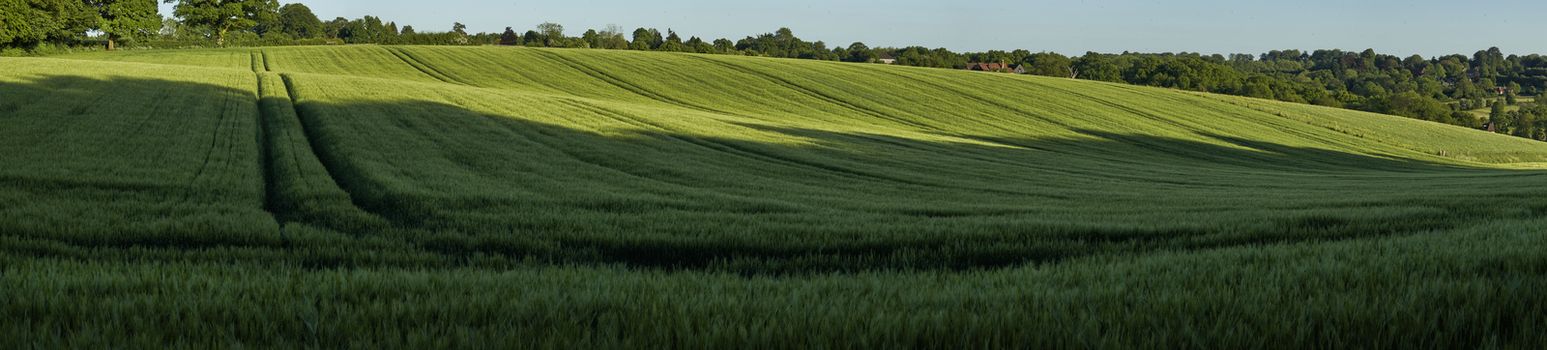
(6, 74, 1547, 274)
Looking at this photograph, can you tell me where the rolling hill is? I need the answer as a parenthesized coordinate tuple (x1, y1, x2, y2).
(4, 46, 1546, 347)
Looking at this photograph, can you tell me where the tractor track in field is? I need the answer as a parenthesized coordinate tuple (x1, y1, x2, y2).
(383, 47, 475, 86)
(187, 83, 240, 190)
(523, 50, 744, 116)
(684, 55, 935, 130)
(1019, 77, 1201, 133)
(251, 55, 385, 235)
(274, 73, 409, 226)
(261, 50, 273, 72)
(1099, 84, 1369, 159)
(861, 66, 1079, 133)
(550, 99, 959, 191)
(846, 69, 1211, 173)
(555, 99, 1069, 199)
(251, 50, 288, 239)
(546, 99, 896, 190)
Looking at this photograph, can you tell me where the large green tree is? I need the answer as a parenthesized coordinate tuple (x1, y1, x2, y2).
(535, 22, 563, 46)
(499, 27, 520, 46)
(629, 28, 659, 50)
(1490, 100, 1508, 132)
(85, 0, 161, 50)
(163, 0, 278, 46)
(0, 0, 93, 48)
(272, 2, 318, 38)
(1515, 110, 1537, 138)
(0, 0, 58, 47)
(658, 29, 683, 52)
(843, 42, 874, 63)
(1023, 52, 1074, 77)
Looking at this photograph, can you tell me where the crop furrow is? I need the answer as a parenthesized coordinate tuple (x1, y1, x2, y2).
(261, 50, 272, 72)
(393, 47, 478, 85)
(255, 73, 283, 223)
(185, 89, 234, 188)
(686, 55, 935, 130)
(542, 99, 875, 191)
(1023, 78, 1201, 133)
(384, 47, 472, 86)
(523, 50, 741, 116)
(381, 47, 458, 84)
(544, 98, 933, 188)
(864, 67, 1078, 133)
(274, 73, 394, 229)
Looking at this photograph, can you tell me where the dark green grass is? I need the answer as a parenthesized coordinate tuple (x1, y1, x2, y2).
(5, 217, 1545, 348)
(0, 62, 276, 249)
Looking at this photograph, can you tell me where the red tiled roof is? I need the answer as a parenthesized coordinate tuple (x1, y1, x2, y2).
(968, 63, 1011, 71)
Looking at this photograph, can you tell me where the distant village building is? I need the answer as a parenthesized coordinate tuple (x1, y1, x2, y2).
(966, 63, 1019, 73)
(1493, 86, 1508, 95)
(876, 53, 897, 65)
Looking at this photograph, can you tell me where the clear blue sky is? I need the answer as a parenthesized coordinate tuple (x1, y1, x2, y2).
(161, 0, 1545, 56)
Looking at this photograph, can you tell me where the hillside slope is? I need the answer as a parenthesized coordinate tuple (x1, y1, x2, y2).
(49, 46, 1547, 269)
(4, 46, 1547, 347)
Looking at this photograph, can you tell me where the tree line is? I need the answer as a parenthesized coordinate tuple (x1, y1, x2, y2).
(3, 0, 1545, 140)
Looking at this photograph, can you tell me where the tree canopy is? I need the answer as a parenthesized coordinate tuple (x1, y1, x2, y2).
(0, 0, 93, 49)
(275, 3, 320, 38)
(83, 0, 161, 49)
(163, 0, 278, 46)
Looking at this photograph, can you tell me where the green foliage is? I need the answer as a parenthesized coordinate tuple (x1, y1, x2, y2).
(164, 0, 279, 46)
(1023, 52, 1073, 77)
(536, 22, 563, 47)
(275, 3, 320, 38)
(498, 27, 519, 46)
(1492, 100, 1509, 127)
(1516, 109, 1538, 139)
(658, 29, 684, 52)
(840, 42, 874, 63)
(1379, 91, 1454, 122)
(521, 30, 542, 47)
(734, 28, 838, 60)
(630, 27, 660, 50)
(893, 46, 968, 68)
(84, 0, 161, 48)
(0, 0, 93, 48)
(579, 25, 628, 50)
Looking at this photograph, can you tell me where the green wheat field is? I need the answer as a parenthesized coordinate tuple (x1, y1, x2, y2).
(3, 46, 1547, 348)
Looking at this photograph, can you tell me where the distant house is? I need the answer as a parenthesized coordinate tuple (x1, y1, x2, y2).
(966, 63, 1016, 73)
(1494, 86, 1508, 95)
(876, 53, 897, 65)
